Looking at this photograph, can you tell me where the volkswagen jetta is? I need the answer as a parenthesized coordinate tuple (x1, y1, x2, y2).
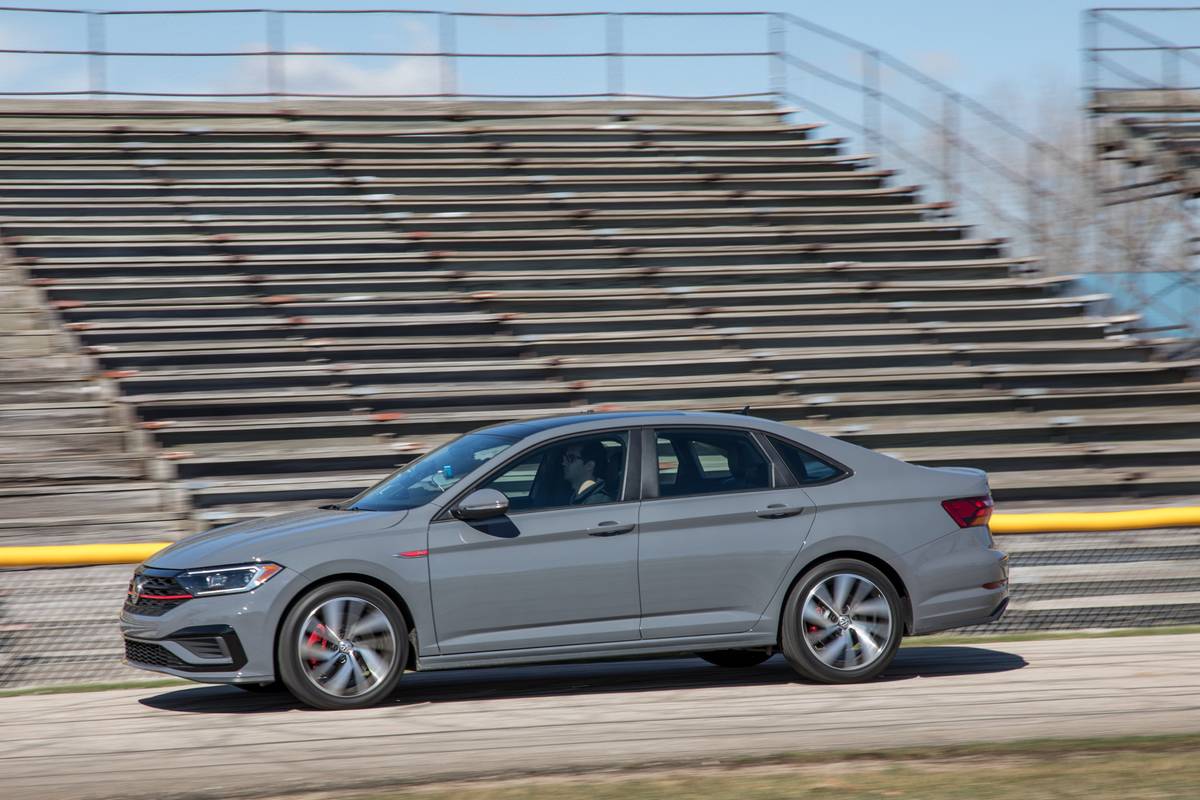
(121, 411, 1008, 709)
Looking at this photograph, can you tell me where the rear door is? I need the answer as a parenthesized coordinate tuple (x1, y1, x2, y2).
(637, 426, 815, 639)
(429, 429, 641, 654)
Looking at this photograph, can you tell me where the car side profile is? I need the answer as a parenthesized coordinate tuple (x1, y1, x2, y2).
(121, 411, 1008, 710)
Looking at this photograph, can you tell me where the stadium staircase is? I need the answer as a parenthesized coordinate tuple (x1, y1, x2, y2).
(0, 237, 188, 546)
(2, 99, 1200, 685)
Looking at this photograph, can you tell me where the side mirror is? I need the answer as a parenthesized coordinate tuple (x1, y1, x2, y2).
(452, 488, 510, 521)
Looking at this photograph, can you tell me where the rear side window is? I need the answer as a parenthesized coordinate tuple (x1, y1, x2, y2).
(656, 436, 680, 489)
(654, 429, 772, 497)
(768, 436, 845, 485)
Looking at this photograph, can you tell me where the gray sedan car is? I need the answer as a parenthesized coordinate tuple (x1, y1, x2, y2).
(121, 411, 1008, 709)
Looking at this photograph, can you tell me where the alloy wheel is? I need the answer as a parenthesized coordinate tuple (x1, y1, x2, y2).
(296, 595, 398, 698)
(800, 572, 893, 671)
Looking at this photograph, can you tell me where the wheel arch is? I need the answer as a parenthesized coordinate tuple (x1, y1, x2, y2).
(775, 550, 914, 644)
(272, 572, 419, 674)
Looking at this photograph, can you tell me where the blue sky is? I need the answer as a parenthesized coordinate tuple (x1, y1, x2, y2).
(0, 1, 1192, 104)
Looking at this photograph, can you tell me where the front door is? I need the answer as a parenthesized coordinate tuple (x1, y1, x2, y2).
(638, 427, 816, 639)
(429, 429, 640, 654)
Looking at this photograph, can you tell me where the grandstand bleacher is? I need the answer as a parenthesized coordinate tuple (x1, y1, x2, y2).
(2, 99, 1199, 530)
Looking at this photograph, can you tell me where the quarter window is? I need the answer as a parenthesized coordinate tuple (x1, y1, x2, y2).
(768, 436, 845, 484)
(653, 429, 771, 497)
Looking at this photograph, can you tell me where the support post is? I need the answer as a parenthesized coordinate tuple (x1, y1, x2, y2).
(862, 49, 882, 159)
(440, 12, 457, 97)
(87, 12, 106, 98)
(606, 13, 623, 97)
(942, 92, 960, 214)
(1027, 140, 1045, 267)
(768, 13, 786, 101)
(1164, 47, 1181, 89)
(1082, 9, 1103, 289)
(266, 11, 285, 98)
(1082, 9, 1100, 95)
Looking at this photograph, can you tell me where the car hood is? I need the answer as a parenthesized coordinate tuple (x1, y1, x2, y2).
(146, 508, 407, 570)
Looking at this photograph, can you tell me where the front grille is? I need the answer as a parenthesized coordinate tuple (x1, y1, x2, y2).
(124, 573, 191, 616)
(124, 638, 187, 668)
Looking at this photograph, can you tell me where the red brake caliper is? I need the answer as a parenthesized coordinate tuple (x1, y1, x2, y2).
(306, 623, 331, 668)
(807, 600, 824, 634)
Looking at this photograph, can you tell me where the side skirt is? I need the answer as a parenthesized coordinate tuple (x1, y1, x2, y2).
(415, 631, 777, 672)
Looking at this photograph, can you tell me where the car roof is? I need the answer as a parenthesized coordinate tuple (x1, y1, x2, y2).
(478, 410, 751, 439)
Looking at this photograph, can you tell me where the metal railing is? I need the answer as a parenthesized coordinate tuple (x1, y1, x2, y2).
(0, 7, 785, 100)
(1084, 6, 1200, 91)
(0, 8, 1089, 262)
(0, 5, 1191, 341)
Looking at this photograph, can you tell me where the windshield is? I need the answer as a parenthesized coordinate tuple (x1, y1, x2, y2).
(346, 433, 516, 512)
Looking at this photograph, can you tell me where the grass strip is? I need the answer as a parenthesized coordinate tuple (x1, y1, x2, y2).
(345, 734, 1200, 800)
(0, 677, 188, 698)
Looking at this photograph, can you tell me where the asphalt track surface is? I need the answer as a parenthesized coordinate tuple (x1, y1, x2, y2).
(4, 634, 1200, 800)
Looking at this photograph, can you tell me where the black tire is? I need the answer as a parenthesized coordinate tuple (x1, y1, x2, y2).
(234, 681, 288, 694)
(277, 580, 409, 710)
(699, 649, 773, 668)
(780, 558, 903, 684)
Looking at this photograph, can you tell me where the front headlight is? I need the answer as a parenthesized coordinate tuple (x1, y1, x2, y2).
(175, 563, 283, 597)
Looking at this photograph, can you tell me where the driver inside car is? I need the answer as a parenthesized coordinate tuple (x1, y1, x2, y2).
(562, 440, 615, 505)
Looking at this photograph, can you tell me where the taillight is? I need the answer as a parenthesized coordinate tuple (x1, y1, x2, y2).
(942, 495, 994, 528)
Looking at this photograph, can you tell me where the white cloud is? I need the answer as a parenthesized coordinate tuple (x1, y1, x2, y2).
(276, 52, 442, 97)
(213, 18, 445, 98)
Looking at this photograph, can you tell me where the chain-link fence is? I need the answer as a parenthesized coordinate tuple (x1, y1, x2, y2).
(0, 564, 145, 688)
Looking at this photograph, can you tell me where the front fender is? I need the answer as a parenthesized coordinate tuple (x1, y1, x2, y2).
(292, 554, 437, 657)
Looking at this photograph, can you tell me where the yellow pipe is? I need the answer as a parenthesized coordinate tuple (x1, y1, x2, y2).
(991, 507, 1200, 534)
(0, 542, 171, 568)
(2, 508, 1200, 567)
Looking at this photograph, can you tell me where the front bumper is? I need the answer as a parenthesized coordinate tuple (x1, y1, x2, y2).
(120, 566, 299, 684)
(124, 625, 248, 673)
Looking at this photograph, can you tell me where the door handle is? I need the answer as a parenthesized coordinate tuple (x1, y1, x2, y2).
(755, 504, 806, 519)
(588, 521, 635, 537)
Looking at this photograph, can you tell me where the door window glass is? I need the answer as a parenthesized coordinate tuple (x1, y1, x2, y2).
(479, 431, 628, 512)
(768, 436, 845, 484)
(656, 436, 680, 489)
(654, 429, 771, 497)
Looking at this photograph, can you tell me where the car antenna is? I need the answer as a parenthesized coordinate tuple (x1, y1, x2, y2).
(738, 404, 751, 415)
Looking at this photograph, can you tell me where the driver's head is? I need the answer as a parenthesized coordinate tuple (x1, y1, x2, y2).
(562, 440, 606, 487)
